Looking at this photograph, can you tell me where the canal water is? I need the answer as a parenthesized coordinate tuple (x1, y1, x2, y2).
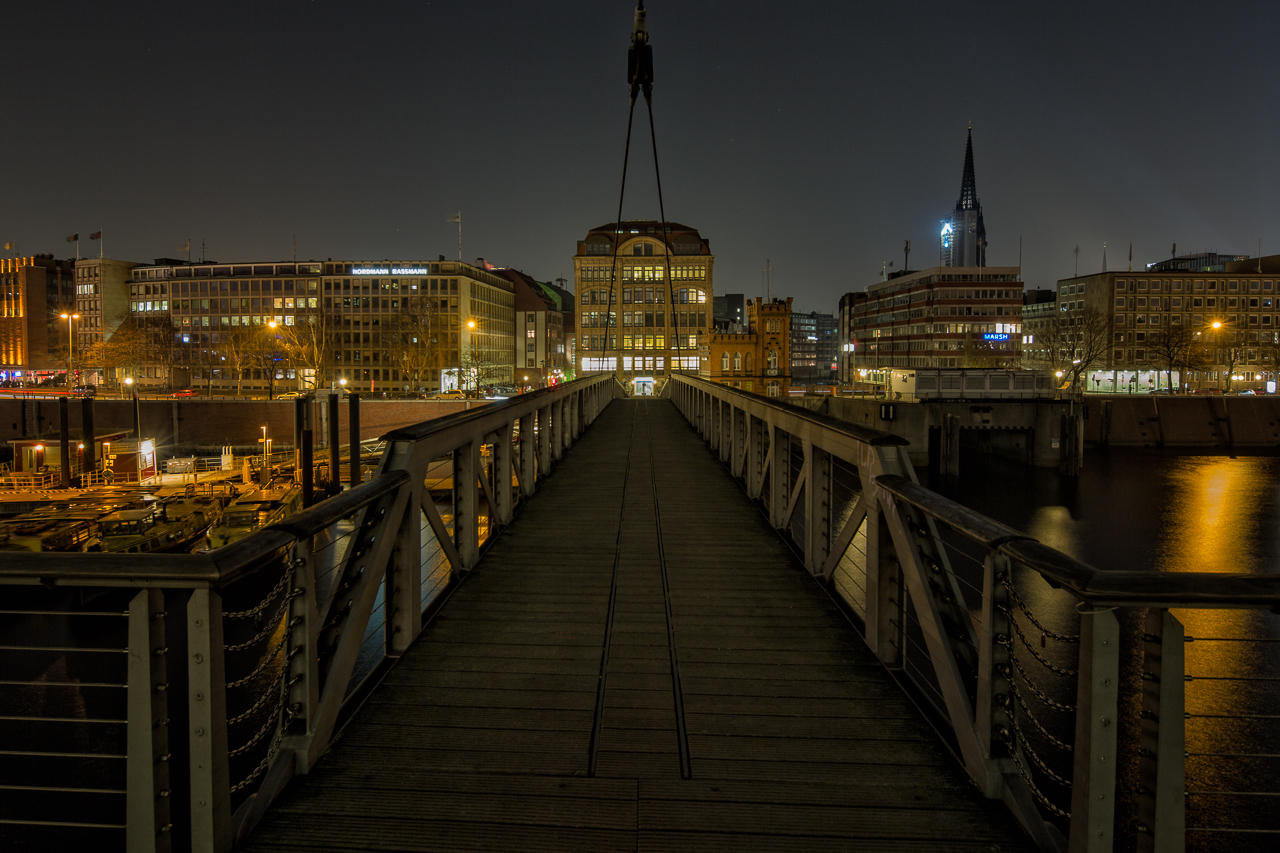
(921, 449, 1280, 852)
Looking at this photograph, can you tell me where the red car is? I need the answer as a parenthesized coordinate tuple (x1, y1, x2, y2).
(170, 388, 199, 398)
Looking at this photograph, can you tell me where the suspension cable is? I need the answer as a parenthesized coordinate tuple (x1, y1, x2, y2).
(602, 95, 638, 380)
(646, 96, 683, 379)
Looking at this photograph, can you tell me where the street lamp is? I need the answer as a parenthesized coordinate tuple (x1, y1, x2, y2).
(59, 313, 79, 388)
(465, 320, 477, 392)
(265, 321, 279, 399)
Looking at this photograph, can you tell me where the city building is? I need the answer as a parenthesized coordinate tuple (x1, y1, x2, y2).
(73, 257, 139, 383)
(1147, 251, 1249, 274)
(713, 292, 745, 332)
(841, 267, 1024, 373)
(1056, 261, 1280, 392)
(498, 269, 572, 385)
(573, 220, 711, 387)
(940, 129, 987, 268)
(124, 257, 515, 393)
(0, 254, 76, 378)
(790, 310, 838, 385)
(701, 297, 793, 396)
(1019, 289, 1058, 370)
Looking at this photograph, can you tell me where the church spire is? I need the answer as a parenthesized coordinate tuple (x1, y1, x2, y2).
(956, 126, 979, 211)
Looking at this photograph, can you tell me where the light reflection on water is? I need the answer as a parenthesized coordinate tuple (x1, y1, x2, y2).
(925, 450, 1280, 851)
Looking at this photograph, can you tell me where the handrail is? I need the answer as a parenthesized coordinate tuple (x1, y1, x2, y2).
(636, 374, 911, 446)
(0, 373, 620, 853)
(878, 474, 1280, 608)
(383, 375, 611, 442)
(668, 373, 1280, 852)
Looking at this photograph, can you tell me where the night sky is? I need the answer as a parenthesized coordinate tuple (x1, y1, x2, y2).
(5, 1, 1279, 312)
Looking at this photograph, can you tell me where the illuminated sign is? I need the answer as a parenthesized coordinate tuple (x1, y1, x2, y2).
(940, 222, 953, 250)
(983, 333, 1010, 341)
(351, 267, 430, 275)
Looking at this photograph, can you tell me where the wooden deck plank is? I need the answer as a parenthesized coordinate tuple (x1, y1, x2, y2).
(242, 399, 1034, 853)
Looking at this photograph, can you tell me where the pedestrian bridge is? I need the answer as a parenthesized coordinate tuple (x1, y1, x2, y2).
(3, 375, 1279, 853)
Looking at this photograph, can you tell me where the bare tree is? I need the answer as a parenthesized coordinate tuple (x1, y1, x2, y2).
(388, 301, 442, 392)
(1148, 325, 1196, 393)
(1033, 309, 1109, 392)
(279, 313, 335, 391)
(217, 326, 260, 396)
(1220, 333, 1247, 392)
(248, 323, 286, 399)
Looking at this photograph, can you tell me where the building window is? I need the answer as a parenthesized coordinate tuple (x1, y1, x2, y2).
(721, 352, 729, 372)
(733, 352, 741, 371)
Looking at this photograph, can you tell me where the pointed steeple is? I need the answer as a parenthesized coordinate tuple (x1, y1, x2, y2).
(956, 126, 979, 211)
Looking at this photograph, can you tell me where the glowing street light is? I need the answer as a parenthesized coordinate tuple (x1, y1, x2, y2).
(1211, 321, 1222, 330)
(59, 312, 79, 387)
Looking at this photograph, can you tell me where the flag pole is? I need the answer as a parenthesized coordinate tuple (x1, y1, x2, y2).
(458, 212, 462, 261)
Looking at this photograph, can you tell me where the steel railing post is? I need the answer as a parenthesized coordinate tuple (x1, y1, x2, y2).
(387, 477, 423, 654)
(455, 440, 479, 569)
(494, 421, 514, 525)
(187, 587, 232, 853)
(519, 412, 536, 495)
(863, 500, 901, 666)
(537, 406, 551, 477)
(1069, 606, 1121, 853)
(126, 588, 170, 852)
(285, 538, 322, 771)
(1137, 609, 1185, 853)
(976, 554, 1012, 796)
(804, 441, 830, 576)
(768, 426, 788, 529)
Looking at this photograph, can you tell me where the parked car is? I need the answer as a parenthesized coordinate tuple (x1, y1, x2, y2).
(434, 390, 467, 400)
(276, 391, 306, 400)
(170, 388, 199, 398)
(71, 384, 97, 398)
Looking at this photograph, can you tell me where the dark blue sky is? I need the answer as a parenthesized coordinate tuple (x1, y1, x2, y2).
(4, 1, 1278, 312)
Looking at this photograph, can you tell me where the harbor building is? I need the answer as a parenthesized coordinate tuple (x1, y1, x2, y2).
(573, 220, 712, 389)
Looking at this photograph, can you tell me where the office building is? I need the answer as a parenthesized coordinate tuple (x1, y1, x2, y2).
(1020, 289, 1058, 370)
(498, 269, 572, 384)
(573, 220, 711, 385)
(1147, 252, 1249, 274)
(713, 293, 745, 332)
(1057, 262, 1280, 392)
(0, 254, 76, 377)
(790, 310, 838, 385)
(125, 257, 515, 393)
(74, 258, 139, 383)
(841, 267, 1024, 372)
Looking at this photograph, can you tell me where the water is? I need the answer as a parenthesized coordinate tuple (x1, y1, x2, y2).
(923, 449, 1280, 852)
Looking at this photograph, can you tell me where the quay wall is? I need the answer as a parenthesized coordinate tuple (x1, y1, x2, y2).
(0, 397, 488, 454)
(1084, 395, 1280, 449)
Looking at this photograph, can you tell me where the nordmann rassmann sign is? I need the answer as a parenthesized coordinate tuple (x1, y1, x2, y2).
(351, 268, 429, 275)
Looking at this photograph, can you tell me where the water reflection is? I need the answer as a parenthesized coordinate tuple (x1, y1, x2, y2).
(924, 449, 1280, 851)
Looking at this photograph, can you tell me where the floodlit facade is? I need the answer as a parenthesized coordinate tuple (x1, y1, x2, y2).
(0, 255, 75, 376)
(701, 297, 793, 397)
(572, 220, 712, 381)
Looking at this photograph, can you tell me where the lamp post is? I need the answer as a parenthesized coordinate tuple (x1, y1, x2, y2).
(59, 313, 79, 388)
(266, 321, 279, 400)
(465, 319, 478, 393)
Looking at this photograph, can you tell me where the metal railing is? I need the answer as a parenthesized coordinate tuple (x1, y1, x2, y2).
(0, 374, 618, 853)
(670, 374, 1280, 853)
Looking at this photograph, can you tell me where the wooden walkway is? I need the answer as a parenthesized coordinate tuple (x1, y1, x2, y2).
(245, 399, 1033, 852)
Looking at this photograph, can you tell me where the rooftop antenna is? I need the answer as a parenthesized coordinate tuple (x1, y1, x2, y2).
(1018, 236, 1022, 271)
(765, 259, 772, 301)
(903, 239, 911, 271)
